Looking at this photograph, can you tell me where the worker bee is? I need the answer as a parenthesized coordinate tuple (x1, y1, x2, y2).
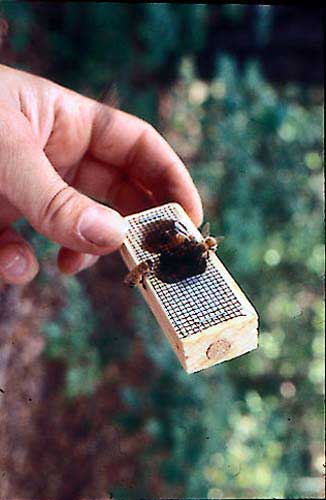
(124, 259, 155, 289)
(193, 222, 224, 258)
(144, 219, 189, 253)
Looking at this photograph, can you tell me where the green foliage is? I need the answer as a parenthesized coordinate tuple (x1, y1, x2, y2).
(119, 57, 324, 498)
(1, 3, 209, 122)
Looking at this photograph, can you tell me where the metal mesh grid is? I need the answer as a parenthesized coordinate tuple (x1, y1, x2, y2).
(125, 204, 245, 339)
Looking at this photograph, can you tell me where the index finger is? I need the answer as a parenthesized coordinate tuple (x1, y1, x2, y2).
(89, 106, 203, 226)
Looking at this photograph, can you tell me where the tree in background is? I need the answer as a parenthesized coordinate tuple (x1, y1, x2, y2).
(0, 3, 324, 499)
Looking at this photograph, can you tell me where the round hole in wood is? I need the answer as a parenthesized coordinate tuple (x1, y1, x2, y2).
(206, 339, 231, 360)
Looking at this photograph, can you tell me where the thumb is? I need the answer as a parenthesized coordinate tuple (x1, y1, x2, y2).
(0, 119, 129, 255)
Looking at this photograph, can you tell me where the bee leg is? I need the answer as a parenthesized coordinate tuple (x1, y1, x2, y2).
(140, 275, 148, 290)
(124, 271, 135, 288)
(142, 267, 153, 290)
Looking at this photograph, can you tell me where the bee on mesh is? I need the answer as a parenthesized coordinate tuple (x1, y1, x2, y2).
(124, 259, 154, 289)
(143, 219, 190, 253)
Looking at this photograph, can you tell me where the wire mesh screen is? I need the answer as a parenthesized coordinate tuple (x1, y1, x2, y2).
(125, 204, 245, 339)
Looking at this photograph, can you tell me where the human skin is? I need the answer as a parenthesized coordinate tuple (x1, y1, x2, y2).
(0, 64, 203, 285)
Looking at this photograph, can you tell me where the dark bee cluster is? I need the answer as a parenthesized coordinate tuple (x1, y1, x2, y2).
(143, 219, 218, 284)
(144, 220, 202, 283)
(125, 218, 223, 288)
(157, 238, 207, 283)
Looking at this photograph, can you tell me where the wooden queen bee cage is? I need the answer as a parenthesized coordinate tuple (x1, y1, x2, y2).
(120, 203, 259, 374)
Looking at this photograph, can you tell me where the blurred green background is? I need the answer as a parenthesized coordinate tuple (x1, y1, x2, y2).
(0, 3, 324, 499)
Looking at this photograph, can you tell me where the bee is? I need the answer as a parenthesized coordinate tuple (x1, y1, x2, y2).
(124, 259, 155, 289)
(192, 222, 224, 258)
(144, 219, 189, 253)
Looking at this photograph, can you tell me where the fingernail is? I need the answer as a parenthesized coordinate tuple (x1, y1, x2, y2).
(78, 206, 129, 247)
(0, 244, 28, 278)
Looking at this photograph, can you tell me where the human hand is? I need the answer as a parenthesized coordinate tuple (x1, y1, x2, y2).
(0, 64, 203, 285)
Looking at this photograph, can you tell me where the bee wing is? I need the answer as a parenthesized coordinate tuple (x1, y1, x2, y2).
(201, 222, 210, 238)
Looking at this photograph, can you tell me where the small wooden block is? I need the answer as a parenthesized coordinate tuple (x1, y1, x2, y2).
(120, 203, 259, 374)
